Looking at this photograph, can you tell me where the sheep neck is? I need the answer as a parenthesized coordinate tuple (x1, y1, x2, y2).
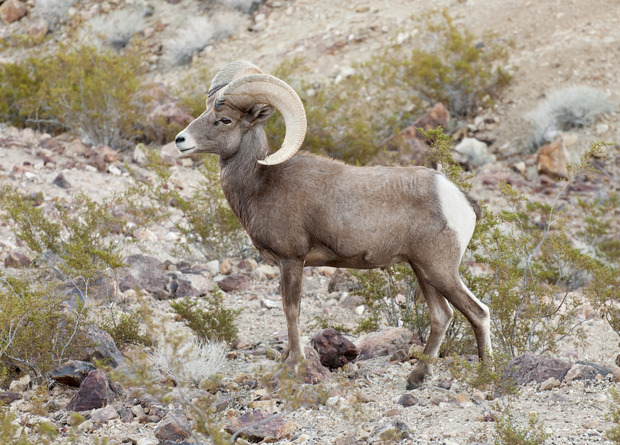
(219, 128, 270, 228)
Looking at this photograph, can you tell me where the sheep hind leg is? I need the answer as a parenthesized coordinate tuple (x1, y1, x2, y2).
(406, 276, 453, 390)
(278, 258, 305, 369)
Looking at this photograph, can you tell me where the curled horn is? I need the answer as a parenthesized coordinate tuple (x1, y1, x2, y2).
(212, 63, 307, 166)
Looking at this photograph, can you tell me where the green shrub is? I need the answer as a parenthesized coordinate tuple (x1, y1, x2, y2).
(0, 43, 150, 148)
(494, 408, 549, 445)
(607, 387, 620, 444)
(170, 289, 241, 345)
(98, 309, 153, 348)
(126, 150, 246, 259)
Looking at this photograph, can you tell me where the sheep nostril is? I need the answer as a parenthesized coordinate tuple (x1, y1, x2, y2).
(175, 136, 185, 144)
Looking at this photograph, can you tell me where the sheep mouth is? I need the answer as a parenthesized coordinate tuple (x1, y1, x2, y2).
(178, 147, 196, 153)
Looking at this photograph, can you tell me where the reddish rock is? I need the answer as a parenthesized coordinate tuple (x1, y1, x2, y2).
(310, 328, 358, 370)
(225, 410, 296, 442)
(154, 412, 191, 442)
(4, 251, 31, 268)
(118, 254, 169, 299)
(507, 353, 571, 385)
(615, 354, 620, 368)
(565, 362, 613, 383)
(0, 392, 21, 405)
(356, 327, 420, 360)
(66, 370, 109, 412)
(0, 0, 26, 24)
(380, 103, 450, 165)
(397, 393, 420, 407)
(327, 269, 360, 293)
(303, 346, 331, 384)
(217, 274, 251, 292)
(536, 136, 570, 179)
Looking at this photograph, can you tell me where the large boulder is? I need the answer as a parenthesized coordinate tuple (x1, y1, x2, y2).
(356, 327, 420, 360)
(507, 352, 571, 385)
(66, 370, 110, 412)
(225, 410, 296, 442)
(0, 0, 26, 24)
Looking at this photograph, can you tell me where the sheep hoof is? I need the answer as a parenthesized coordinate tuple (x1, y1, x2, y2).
(406, 365, 429, 390)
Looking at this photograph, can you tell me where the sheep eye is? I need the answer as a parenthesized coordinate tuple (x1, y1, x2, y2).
(220, 118, 232, 125)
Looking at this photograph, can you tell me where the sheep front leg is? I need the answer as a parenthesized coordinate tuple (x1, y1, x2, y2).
(279, 258, 305, 367)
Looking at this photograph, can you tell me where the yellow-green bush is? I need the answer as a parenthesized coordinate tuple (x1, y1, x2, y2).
(0, 43, 150, 148)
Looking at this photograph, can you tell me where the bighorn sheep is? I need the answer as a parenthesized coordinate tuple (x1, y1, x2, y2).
(175, 61, 491, 388)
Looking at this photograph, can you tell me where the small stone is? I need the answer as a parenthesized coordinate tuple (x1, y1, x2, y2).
(565, 363, 597, 384)
(384, 409, 400, 417)
(453, 138, 496, 168)
(389, 349, 409, 363)
(220, 259, 233, 275)
(131, 404, 148, 422)
(205, 260, 220, 276)
(536, 136, 569, 179)
(613, 369, 620, 383)
(540, 377, 561, 391)
(217, 274, 251, 292)
(356, 327, 421, 360)
(438, 379, 452, 390)
(9, 375, 31, 392)
(225, 410, 296, 442)
(0, 0, 26, 23)
(4, 251, 31, 268)
(303, 345, 331, 384)
(154, 412, 191, 442)
(260, 298, 280, 309)
(472, 389, 485, 401)
(397, 393, 419, 407)
(52, 173, 71, 188)
(582, 420, 600, 430)
(455, 393, 470, 404)
(354, 305, 365, 315)
(90, 405, 119, 423)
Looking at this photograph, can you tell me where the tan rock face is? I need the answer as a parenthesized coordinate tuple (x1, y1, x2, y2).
(0, 0, 27, 24)
(536, 136, 570, 179)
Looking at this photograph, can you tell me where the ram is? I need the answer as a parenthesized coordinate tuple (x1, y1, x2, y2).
(175, 61, 491, 388)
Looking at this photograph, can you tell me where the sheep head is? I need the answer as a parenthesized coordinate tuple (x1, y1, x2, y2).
(175, 61, 307, 165)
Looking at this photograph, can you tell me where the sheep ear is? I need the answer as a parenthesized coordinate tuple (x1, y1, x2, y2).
(246, 104, 276, 125)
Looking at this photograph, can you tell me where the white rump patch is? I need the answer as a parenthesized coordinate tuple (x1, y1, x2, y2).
(435, 174, 476, 258)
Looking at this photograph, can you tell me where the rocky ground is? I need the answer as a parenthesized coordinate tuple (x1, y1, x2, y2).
(1, 0, 620, 443)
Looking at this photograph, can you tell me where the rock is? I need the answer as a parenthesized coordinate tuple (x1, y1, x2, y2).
(52, 173, 71, 188)
(397, 393, 419, 407)
(66, 370, 110, 412)
(217, 274, 251, 292)
(453, 138, 496, 168)
(118, 254, 170, 299)
(9, 375, 31, 392)
(3, 251, 31, 268)
(565, 363, 598, 384)
(260, 298, 280, 309)
(220, 259, 233, 275)
(90, 405, 119, 423)
(616, 354, 620, 368)
(380, 103, 450, 165)
(303, 345, 331, 384)
(0, 392, 21, 404)
(80, 325, 124, 368)
(205, 260, 220, 276)
(507, 353, 571, 385)
(225, 410, 296, 442)
(252, 264, 278, 281)
(51, 360, 97, 387)
(0, 0, 26, 23)
(455, 393, 470, 404)
(540, 377, 561, 391)
(55, 274, 118, 308)
(613, 369, 620, 383)
(310, 328, 359, 370)
(368, 419, 411, 444)
(131, 404, 148, 422)
(536, 136, 570, 179)
(133, 144, 148, 164)
(327, 269, 360, 293)
(356, 327, 421, 360)
(28, 18, 49, 39)
(154, 412, 191, 442)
